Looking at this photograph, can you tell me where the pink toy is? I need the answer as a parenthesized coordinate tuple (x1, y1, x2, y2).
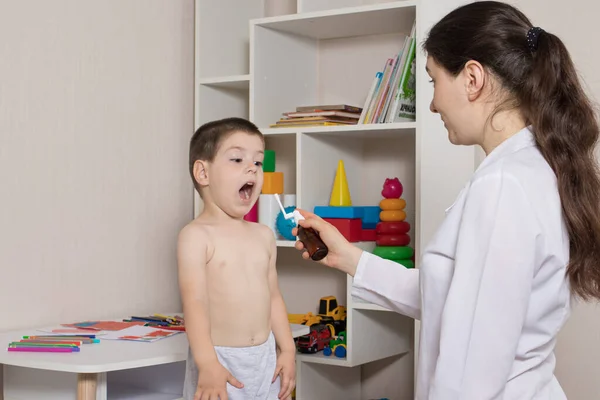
(381, 177, 403, 199)
(244, 201, 258, 222)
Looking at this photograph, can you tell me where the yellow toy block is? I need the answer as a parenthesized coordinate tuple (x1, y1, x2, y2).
(379, 198, 406, 211)
(329, 160, 352, 206)
(262, 172, 284, 194)
(380, 210, 406, 222)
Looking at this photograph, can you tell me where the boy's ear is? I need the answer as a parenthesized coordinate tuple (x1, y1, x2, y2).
(193, 160, 209, 187)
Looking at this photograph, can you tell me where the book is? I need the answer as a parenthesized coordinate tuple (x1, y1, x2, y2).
(294, 104, 362, 113)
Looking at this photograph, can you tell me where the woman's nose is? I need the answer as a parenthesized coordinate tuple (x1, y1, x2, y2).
(430, 100, 438, 113)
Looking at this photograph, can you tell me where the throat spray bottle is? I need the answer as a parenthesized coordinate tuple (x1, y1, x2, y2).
(274, 194, 328, 261)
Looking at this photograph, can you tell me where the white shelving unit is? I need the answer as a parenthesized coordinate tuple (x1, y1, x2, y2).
(193, 1, 477, 399)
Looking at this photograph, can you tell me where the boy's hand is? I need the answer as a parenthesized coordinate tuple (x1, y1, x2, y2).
(194, 360, 243, 400)
(272, 350, 296, 399)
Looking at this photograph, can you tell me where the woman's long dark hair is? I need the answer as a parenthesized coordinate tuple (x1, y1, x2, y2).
(424, 1, 600, 300)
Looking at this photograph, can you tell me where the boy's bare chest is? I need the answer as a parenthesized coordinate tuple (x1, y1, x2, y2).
(208, 228, 270, 273)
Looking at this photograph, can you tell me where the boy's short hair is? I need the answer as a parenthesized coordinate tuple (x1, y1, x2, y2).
(189, 117, 264, 194)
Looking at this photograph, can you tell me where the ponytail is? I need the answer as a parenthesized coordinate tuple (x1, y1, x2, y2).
(520, 30, 600, 300)
(424, 1, 600, 300)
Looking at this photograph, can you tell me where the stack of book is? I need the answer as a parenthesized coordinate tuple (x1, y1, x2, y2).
(357, 21, 416, 124)
(269, 104, 362, 128)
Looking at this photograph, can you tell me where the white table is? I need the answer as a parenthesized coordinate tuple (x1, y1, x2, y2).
(0, 320, 309, 400)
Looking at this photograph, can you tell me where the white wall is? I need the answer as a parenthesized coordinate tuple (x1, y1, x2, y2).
(475, 1, 600, 399)
(0, 0, 195, 331)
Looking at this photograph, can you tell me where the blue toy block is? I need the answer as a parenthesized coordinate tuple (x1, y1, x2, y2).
(313, 206, 363, 219)
(358, 206, 380, 228)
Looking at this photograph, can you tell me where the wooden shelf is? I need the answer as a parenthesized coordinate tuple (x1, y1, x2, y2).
(262, 122, 416, 137)
(251, 1, 417, 40)
(352, 299, 393, 312)
(297, 352, 350, 367)
(198, 74, 250, 90)
(276, 239, 296, 247)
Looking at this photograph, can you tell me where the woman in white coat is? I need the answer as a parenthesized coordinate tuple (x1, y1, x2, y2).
(293, 1, 600, 399)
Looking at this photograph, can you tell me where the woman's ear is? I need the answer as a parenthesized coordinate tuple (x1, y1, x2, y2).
(193, 160, 209, 187)
(462, 60, 486, 101)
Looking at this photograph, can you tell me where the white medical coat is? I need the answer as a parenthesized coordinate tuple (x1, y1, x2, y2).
(351, 127, 571, 399)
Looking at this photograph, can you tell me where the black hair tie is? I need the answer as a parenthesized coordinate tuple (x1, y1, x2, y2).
(527, 27, 544, 52)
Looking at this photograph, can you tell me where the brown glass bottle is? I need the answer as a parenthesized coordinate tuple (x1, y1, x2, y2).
(297, 225, 328, 261)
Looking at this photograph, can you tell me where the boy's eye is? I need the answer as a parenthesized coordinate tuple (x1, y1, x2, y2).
(254, 161, 263, 167)
(231, 158, 242, 163)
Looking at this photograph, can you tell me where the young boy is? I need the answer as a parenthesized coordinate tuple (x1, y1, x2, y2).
(178, 117, 296, 400)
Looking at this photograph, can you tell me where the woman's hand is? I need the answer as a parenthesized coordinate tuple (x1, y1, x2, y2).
(292, 208, 363, 276)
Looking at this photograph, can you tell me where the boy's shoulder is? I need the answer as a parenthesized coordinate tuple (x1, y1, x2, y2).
(177, 219, 213, 250)
(246, 221, 277, 246)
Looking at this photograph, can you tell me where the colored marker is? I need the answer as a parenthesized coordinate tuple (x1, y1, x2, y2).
(9, 342, 79, 349)
(7, 346, 79, 353)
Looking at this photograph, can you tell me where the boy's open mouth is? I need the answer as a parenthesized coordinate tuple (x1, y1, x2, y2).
(239, 182, 254, 200)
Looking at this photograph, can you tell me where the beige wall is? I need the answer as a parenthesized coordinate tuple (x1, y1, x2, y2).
(520, 1, 600, 397)
(0, 0, 195, 331)
(474, 1, 600, 398)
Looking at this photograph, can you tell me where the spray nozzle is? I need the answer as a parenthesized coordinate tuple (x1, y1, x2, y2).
(274, 193, 304, 225)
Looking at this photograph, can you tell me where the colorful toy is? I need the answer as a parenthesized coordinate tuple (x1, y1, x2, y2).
(262, 171, 284, 194)
(263, 149, 276, 173)
(296, 324, 331, 354)
(323, 218, 362, 242)
(361, 228, 377, 242)
(329, 160, 352, 206)
(381, 177, 403, 198)
(288, 296, 347, 337)
(373, 177, 414, 268)
(243, 201, 258, 222)
(249, 148, 298, 240)
(323, 330, 346, 358)
(312, 160, 380, 242)
(275, 205, 297, 240)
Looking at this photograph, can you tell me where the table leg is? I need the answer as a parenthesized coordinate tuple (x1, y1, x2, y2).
(77, 373, 98, 400)
(0, 363, 4, 400)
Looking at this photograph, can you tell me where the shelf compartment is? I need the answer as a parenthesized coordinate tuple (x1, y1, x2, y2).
(250, 3, 415, 130)
(107, 361, 185, 400)
(197, 84, 249, 125)
(276, 248, 348, 325)
(198, 74, 250, 90)
(196, 0, 264, 77)
(108, 383, 182, 400)
(298, 132, 416, 217)
(252, 1, 416, 40)
(348, 309, 412, 367)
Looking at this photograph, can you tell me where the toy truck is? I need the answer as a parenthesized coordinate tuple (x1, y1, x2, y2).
(288, 296, 347, 336)
(296, 323, 331, 354)
(323, 330, 347, 358)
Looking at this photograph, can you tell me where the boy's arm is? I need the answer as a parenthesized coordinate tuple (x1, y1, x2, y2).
(266, 230, 296, 354)
(177, 225, 218, 368)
